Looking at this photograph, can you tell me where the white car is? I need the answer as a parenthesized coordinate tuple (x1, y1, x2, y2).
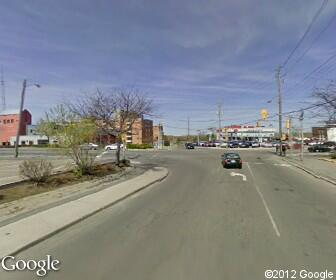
(261, 142, 273, 148)
(220, 142, 228, 148)
(81, 143, 99, 150)
(105, 143, 124, 151)
(251, 142, 260, 148)
(88, 143, 99, 150)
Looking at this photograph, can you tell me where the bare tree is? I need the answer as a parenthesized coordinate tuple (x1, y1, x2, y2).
(311, 81, 336, 122)
(71, 88, 153, 165)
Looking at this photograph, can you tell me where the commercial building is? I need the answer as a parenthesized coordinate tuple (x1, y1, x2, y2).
(9, 135, 50, 146)
(311, 121, 336, 141)
(218, 125, 276, 142)
(0, 109, 32, 146)
(125, 117, 153, 145)
(312, 127, 327, 140)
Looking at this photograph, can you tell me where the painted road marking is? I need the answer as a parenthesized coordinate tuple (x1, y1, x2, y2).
(230, 172, 247, 181)
(274, 163, 291, 167)
(246, 162, 281, 238)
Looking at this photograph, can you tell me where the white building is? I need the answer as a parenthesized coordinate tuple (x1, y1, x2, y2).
(218, 125, 276, 142)
(10, 135, 50, 146)
(327, 127, 336, 142)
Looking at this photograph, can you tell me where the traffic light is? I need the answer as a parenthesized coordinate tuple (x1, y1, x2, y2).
(261, 109, 269, 120)
(286, 118, 291, 129)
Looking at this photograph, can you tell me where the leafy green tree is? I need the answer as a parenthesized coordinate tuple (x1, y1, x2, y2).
(40, 104, 98, 176)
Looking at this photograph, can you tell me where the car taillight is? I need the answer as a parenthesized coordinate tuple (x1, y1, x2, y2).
(225, 160, 229, 163)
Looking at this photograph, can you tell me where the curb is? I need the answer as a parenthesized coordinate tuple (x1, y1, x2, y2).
(0, 167, 169, 259)
(318, 158, 336, 164)
(282, 158, 336, 186)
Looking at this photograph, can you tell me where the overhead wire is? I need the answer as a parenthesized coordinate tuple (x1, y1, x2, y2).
(281, 0, 329, 69)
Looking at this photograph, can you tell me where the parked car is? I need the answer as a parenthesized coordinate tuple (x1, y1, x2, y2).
(323, 141, 336, 148)
(221, 152, 242, 169)
(308, 145, 331, 153)
(251, 142, 260, 148)
(308, 141, 323, 146)
(81, 143, 99, 150)
(261, 142, 273, 148)
(228, 141, 239, 148)
(220, 142, 229, 148)
(105, 143, 124, 151)
(238, 142, 249, 148)
(273, 142, 290, 149)
(185, 143, 195, 149)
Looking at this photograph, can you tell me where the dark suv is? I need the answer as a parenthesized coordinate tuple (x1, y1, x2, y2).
(308, 145, 331, 153)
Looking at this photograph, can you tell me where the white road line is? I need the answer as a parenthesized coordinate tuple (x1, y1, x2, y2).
(273, 163, 291, 167)
(246, 162, 281, 238)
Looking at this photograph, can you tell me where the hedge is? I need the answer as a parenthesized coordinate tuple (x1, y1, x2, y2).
(127, 143, 153, 149)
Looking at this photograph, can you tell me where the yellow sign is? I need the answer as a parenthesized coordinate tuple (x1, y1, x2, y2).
(261, 109, 269, 120)
(286, 118, 291, 129)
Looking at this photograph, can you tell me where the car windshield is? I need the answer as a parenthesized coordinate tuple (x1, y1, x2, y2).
(225, 153, 240, 159)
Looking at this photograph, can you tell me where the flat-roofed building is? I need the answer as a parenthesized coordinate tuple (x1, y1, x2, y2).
(0, 109, 32, 146)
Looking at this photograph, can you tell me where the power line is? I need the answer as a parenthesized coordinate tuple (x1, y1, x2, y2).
(282, 0, 328, 69)
(285, 5, 336, 74)
(286, 50, 336, 92)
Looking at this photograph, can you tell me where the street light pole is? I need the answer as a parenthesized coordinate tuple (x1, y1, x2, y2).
(14, 79, 27, 158)
(299, 110, 304, 161)
(276, 66, 283, 156)
(14, 80, 40, 158)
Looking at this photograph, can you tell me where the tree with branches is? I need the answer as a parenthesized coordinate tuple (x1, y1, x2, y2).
(311, 81, 336, 122)
(70, 88, 153, 165)
(38, 104, 98, 176)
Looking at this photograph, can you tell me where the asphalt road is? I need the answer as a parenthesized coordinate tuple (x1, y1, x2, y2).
(1, 148, 336, 280)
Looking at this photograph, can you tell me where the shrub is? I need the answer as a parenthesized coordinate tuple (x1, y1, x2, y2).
(19, 159, 53, 184)
(71, 146, 96, 177)
(127, 143, 153, 149)
(330, 153, 336, 159)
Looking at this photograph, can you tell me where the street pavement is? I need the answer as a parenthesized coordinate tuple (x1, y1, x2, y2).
(1, 148, 336, 280)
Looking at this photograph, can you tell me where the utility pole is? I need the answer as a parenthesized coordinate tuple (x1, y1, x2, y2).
(1, 66, 5, 111)
(299, 110, 304, 161)
(187, 117, 190, 142)
(197, 130, 200, 146)
(276, 66, 283, 156)
(15, 79, 27, 158)
(217, 103, 222, 142)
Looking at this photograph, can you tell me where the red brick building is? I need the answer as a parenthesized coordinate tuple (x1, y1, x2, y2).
(0, 109, 32, 146)
(125, 117, 153, 145)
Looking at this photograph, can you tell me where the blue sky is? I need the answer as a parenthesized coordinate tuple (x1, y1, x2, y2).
(1, 0, 336, 135)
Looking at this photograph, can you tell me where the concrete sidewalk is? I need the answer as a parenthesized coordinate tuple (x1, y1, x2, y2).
(283, 154, 336, 185)
(0, 166, 168, 258)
